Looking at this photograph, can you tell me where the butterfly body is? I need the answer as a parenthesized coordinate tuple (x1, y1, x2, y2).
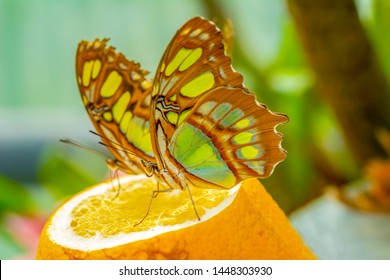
(76, 17, 287, 194)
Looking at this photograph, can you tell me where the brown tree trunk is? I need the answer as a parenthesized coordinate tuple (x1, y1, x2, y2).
(287, 0, 390, 167)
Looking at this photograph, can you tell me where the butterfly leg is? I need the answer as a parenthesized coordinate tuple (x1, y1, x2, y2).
(164, 170, 201, 222)
(109, 167, 122, 200)
(184, 182, 201, 222)
(175, 172, 201, 222)
(152, 181, 161, 198)
(133, 181, 173, 227)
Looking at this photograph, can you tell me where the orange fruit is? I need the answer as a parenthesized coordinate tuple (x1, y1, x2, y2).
(36, 175, 315, 259)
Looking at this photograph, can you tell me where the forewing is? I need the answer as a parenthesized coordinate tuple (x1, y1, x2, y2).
(150, 17, 246, 137)
(76, 39, 155, 173)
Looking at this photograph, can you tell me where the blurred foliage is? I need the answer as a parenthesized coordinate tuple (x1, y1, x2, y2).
(0, 175, 35, 214)
(1, 0, 390, 259)
(0, 142, 109, 259)
(0, 227, 25, 259)
(37, 144, 105, 198)
(370, 0, 390, 78)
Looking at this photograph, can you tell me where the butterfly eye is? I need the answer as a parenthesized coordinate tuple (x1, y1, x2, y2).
(141, 160, 156, 176)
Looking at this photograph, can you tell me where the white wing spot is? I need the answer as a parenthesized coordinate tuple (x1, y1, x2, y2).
(218, 66, 227, 80)
(131, 71, 141, 82)
(107, 54, 115, 63)
(208, 56, 217, 63)
(190, 28, 202, 37)
(200, 33, 210, 41)
(119, 62, 128, 71)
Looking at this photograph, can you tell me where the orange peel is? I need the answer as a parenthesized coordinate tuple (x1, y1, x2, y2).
(36, 175, 315, 259)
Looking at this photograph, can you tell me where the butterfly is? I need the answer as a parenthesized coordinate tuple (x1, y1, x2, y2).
(75, 17, 288, 219)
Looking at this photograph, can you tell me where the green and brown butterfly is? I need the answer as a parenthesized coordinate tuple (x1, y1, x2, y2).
(75, 16, 288, 219)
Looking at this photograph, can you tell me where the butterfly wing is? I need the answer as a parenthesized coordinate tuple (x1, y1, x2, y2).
(149, 17, 287, 188)
(168, 87, 287, 189)
(150, 17, 246, 166)
(76, 39, 155, 173)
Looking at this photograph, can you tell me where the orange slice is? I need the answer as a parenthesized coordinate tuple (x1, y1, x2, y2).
(36, 175, 316, 259)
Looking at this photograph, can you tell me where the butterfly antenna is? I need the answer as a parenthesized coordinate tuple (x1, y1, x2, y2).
(89, 130, 138, 157)
(97, 140, 140, 158)
(59, 139, 110, 160)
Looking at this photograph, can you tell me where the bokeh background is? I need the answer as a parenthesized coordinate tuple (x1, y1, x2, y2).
(1, 0, 390, 259)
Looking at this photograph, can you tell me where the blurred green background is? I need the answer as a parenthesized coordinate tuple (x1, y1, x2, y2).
(1, 0, 390, 259)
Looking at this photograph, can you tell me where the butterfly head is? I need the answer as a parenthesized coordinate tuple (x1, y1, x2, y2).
(141, 160, 158, 177)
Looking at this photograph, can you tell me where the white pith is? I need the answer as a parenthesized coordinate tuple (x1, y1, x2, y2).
(48, 174, 239, 251)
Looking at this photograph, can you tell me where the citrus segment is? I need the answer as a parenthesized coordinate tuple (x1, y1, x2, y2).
(36, 175, 316, 259)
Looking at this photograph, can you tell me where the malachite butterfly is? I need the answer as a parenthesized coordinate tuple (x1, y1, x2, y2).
(76, 16, 288, 218)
